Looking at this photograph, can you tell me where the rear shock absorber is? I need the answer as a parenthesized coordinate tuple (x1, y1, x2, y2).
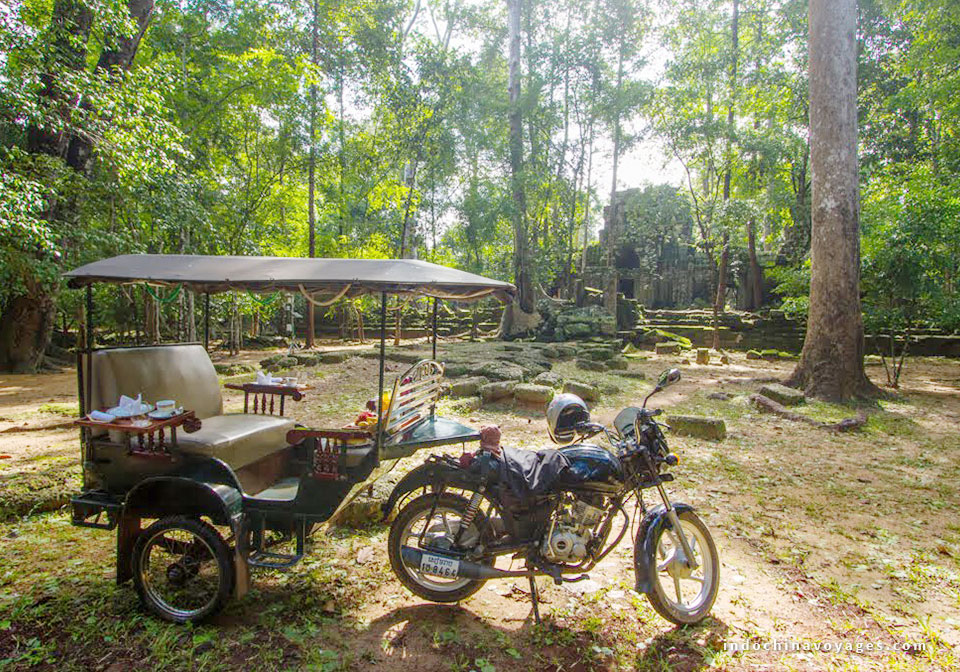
(454, 487, 485, 545)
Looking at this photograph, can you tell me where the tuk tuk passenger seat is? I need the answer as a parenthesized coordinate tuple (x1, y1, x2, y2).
(86, 344, 293, 470)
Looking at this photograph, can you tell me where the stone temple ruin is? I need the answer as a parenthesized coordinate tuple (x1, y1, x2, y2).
(543, 186, 960, 357)
(584, 187, 715, 310)
(582, 186, 773, 313)
(546, 186, 791, 351)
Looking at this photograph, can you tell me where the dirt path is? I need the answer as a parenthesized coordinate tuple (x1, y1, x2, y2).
(1, 345, 958, 670)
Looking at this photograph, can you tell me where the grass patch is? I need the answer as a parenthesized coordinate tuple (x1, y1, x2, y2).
(36, 403, 78, 416)
(0, 455, 80, 518)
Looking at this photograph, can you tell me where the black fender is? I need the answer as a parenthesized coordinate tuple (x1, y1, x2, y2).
(381, 456, 494, 519)
(123, 476, 244, 527)
(633, 502, 696, 594)
(116, 474, 243, 584)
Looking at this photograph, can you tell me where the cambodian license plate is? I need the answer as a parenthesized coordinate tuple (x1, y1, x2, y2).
(419, 553, 460, 578)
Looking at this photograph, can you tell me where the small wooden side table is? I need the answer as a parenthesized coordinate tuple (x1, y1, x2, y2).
(76, 411, 201, 458)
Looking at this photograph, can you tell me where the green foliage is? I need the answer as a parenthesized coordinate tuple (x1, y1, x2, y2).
(768, 261, 810, 320)
(861, 166, 960, 333)
(1, 0, 960, 358)
(0, 158, 59, 294)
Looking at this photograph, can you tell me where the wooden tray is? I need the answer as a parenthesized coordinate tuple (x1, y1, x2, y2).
(77, 410, 200, 457)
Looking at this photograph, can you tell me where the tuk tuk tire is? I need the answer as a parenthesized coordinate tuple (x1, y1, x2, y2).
(132, 516, 234, 623)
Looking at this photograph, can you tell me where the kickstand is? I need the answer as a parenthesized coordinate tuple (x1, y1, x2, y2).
(528, 575, 542, 625)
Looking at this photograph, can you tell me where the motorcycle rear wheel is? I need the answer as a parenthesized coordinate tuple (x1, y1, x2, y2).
(644, 510, 719, 625)
(388, 492, 489, 603)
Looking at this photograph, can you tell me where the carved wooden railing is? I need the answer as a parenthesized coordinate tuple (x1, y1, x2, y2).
(286, 428, 373, 481)
(225, 383, 306, 416)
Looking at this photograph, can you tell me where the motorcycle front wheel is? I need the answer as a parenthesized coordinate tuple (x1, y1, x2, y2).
(387, 492, 489, 603)
(644, 510, 719, 625)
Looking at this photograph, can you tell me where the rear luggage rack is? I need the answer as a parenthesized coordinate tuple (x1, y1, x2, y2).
(71, 491, 122, 530)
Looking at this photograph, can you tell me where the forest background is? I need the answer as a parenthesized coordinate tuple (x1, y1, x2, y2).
(1, 0, 958, 373)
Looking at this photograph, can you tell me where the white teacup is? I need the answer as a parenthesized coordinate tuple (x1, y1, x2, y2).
(284, 377, 298, 387)
(156, 399, 176, 415)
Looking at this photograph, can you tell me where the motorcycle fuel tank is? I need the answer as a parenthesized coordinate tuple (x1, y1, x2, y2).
(558, 445, 624, 491)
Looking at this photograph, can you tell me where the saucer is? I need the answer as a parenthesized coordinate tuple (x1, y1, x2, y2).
(148, 407, 182, 420)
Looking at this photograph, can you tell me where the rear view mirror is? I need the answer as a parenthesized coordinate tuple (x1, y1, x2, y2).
(657, 368, 681, 389)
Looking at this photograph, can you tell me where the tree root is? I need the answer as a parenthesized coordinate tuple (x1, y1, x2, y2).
(1, 420, 76, 434)
(749, 393, 867, 432)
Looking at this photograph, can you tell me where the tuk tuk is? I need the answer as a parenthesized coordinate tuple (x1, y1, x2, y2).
(63, 254, 515, 622)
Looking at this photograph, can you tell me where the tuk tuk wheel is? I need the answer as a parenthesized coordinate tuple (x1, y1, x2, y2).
(132, 517, 234, 623)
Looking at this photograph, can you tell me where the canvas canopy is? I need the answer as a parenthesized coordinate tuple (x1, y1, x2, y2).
(65, 254, 516, 303)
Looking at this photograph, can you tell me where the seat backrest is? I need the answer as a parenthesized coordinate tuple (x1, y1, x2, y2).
(384, 359, 444, 442)
(86, 344, 223, 420)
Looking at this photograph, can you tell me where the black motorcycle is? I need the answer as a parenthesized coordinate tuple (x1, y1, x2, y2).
(383, 368, 719, 625)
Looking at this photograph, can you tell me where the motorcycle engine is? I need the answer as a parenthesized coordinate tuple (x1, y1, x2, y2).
(541, 495, 605, 564)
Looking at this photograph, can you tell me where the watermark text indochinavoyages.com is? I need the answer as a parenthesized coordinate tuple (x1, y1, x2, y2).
(724, 639, 926, 655)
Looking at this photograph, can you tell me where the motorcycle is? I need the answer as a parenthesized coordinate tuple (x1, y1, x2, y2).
(383, 368, 719, 625)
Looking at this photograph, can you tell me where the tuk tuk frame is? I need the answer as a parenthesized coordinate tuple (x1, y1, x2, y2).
(63, 254, 515, 622)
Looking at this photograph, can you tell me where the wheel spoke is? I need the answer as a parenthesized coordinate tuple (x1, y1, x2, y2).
(673, 575, 682, 603)
(139, 523, 224, 621)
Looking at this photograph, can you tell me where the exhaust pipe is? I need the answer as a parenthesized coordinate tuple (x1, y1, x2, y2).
(400, 546, 534, 580)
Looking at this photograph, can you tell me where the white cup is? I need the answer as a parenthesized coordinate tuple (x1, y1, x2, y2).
(156, 399, 176, 415)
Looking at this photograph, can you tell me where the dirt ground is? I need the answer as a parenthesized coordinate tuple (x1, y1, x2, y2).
(1, 341, 959, 671)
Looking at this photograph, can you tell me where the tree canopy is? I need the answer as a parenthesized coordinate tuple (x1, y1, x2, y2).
(1, 0, 958, 372)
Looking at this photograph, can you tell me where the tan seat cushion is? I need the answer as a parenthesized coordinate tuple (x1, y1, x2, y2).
(176, 413, 295, 470)
(87, 344, 222, 419)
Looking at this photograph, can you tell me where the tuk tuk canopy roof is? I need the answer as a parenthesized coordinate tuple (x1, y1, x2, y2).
(65, 254, 516, 303)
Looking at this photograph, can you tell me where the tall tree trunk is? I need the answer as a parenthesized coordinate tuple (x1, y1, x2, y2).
(0, 281, 57, 373)
(714, 0, 738, 348)
(502, 0, 538, 334)
(2, 0, 154, 372)
(66, 0, 155, 173)
(2, 0, 92, 373)
(712, 234, 729, 349)
(144, 291, 159, 344)
(578, 0, 601, 283)
(337, 37, 346, 238)
(305, 0, 319, 349)
(746, 218, 763, 310)
(722, 0, 739, 201)
(579, 119, 595, 280)
(786, 0, 876, 400)
(605, 45, 625, 319)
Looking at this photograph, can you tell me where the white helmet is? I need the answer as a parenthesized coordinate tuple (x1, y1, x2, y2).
(545, 393, 590, 445)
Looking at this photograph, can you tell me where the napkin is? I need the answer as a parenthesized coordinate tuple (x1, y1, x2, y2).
(256, 371, 283, 385)
(89, 410, 115, 422)
(118, 394, 143, 414)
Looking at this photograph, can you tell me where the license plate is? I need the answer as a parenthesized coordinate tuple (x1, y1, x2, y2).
(419, 553, 460, 579)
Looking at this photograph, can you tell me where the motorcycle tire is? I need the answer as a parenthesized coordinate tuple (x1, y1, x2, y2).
(388, 492, 490, 603)
(644, 509, 719, 625)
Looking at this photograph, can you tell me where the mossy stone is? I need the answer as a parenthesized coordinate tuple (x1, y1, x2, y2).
(513, 383, 555, 405)
(562, 380, 600, 402)
(758, 383, 805, 406)
(667, 415, 727, 440)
